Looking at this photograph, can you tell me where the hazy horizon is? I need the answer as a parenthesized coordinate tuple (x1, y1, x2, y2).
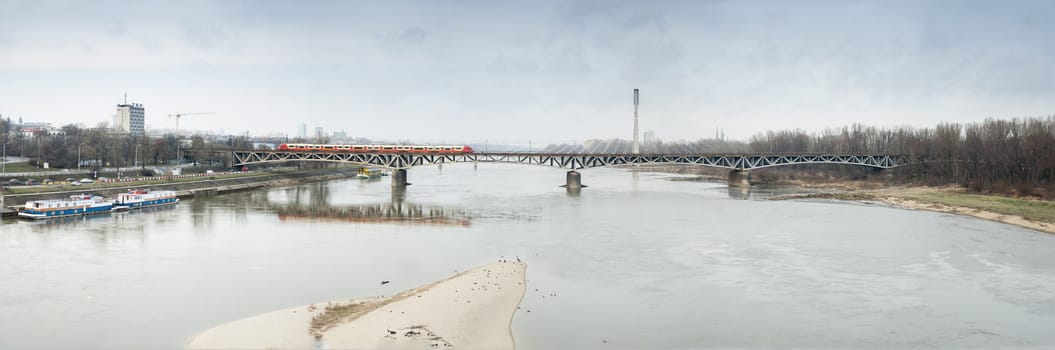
(1, 0, 1053, 143)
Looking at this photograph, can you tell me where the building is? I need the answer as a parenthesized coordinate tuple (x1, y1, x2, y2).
(114, 102, 145, 136)
(643, 130, 656, 145)
(297, 123, 307, 138)
(332, 130, 348, 141)
(314, 126, 325, 139)
(18, 122, 65, 137)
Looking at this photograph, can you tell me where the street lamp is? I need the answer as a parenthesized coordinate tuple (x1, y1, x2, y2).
(135, 144, 140, 168)
(78, 143, 84, 169)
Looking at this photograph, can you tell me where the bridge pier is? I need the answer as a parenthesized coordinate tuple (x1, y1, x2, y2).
(391, 169, 410, 188)
(727, 170, 751, 187)
(561, 170, 587, 189)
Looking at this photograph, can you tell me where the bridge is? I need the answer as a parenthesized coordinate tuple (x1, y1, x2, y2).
(231, 150, 909, 189)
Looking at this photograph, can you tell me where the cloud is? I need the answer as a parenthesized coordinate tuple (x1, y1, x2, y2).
(545, 46, 592, 76)
(487, 54, 539, 74)
(105, 20, 125, 37)
(182, 20, 228, 50)
(396, 27, 428, 45)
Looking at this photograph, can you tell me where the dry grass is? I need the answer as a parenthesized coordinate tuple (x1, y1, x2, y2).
(892, 190, 1055, 224)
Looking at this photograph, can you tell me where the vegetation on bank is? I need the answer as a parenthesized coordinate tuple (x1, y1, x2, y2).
(0, 162, 50, 173)
(894, 190, 1055, 224)
(748, 116, 1055, 198)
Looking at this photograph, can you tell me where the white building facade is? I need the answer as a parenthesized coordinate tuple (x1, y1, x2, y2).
(114, 103, 145, 136)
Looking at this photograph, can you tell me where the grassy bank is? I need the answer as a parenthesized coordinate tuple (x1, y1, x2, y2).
(884, 189, 1055, 224)
(1, 162, 59, 173)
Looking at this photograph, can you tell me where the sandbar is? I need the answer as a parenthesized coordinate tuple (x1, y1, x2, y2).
(186, 260, 527, 349)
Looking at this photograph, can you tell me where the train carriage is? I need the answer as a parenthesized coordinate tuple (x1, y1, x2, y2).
(277, 143, 474, 154)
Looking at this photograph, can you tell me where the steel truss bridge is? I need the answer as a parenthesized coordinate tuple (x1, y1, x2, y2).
(232, 151, 909, 171)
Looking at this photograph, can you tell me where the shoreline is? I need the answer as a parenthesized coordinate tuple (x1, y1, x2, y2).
(186, 260, 527, 350)
(644, 169, 1055, 234)
(1, 168, 359, 216)
(768, 187, 1055, 235)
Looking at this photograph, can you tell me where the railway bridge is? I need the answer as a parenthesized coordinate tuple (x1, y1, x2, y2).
(231, 150, 909, 189)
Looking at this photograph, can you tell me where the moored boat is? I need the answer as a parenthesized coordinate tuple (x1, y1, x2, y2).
(19, 194, 114, 220)
(357, 167, 383, 179)
(113, 189, 180, 210)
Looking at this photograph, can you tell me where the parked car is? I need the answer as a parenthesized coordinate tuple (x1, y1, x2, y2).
(8, 179, 24, 186)
(70, 181, 82, 186)
(78, 178, 94, 183)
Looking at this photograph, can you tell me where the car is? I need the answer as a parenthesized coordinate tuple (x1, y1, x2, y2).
(78, 178, 94, 183)
(70, 181, 82, 186)
(8, 179, 23, 186)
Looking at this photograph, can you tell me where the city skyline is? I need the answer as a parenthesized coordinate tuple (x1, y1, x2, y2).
(1, 1, 1053, 143)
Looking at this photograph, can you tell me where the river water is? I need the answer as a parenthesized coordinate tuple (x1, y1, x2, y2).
(2, 164, 1054, 349)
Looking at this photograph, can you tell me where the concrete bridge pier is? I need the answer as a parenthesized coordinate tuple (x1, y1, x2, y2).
(391, 169, 410, 188)
(561, 170, 587, 189)
(728, 170, 751, 187)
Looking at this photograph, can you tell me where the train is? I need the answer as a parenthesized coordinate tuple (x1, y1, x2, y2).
(278, 143, 475, 154)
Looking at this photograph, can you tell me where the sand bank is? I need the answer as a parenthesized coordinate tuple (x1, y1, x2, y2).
(877, 196, 1055, 234)
(186, 260, 527, 349)
(771, 187, 1055, 234)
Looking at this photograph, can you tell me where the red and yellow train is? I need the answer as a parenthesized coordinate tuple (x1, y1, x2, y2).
(278, 143, 475, 154)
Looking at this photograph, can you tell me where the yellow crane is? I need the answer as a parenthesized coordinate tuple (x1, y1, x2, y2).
(168, 112, 214, 138)
(168, 112, 214, 165)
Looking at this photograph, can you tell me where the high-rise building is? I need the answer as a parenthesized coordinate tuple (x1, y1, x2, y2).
(643, 130, 656, 145)
(297, 123, 307, 138)
(314, 127, 325, 139)
(114, 101, 145, 136)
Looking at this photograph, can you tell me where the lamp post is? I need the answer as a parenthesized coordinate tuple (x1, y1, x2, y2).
(78, 143, 84, 169)
(135, 144, 140, 168)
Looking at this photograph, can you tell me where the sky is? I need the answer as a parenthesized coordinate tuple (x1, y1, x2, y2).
(1, 0, 1053, 144)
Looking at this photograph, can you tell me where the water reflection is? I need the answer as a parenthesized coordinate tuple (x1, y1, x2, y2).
(22, 212, 115, 232)
(19, 204, 179, 233)
(263, 182, 473, 226)
(727, 186, 751, 200)
(276, 204, 471, 226)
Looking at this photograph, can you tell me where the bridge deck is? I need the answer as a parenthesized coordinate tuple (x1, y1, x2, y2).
(232, 151, 909, 170)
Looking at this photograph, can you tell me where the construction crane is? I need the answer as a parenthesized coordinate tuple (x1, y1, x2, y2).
(168, 112, 214, 138)
(168, 112, 214, 166)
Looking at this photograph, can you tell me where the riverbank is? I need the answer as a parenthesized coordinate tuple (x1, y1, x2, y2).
(1, 168, 359, 215)
(770, 186, 1055, 234)
(186, 260, 527, 350)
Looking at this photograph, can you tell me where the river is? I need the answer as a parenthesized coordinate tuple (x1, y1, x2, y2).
(2, 164, 1054, 349)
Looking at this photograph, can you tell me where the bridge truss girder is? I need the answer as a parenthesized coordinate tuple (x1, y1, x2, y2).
(233, 151, 909, 171)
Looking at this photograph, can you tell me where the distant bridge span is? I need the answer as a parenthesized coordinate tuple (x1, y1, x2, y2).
(231, 150, 909, 188)
(232, 151, 909, 171)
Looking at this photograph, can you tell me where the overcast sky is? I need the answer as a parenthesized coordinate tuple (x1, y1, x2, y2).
(1, 0, 1053, 144)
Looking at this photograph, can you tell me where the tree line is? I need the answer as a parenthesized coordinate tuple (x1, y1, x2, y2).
(747, 116, 1055, 195)
(0, 119, 254, 172)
